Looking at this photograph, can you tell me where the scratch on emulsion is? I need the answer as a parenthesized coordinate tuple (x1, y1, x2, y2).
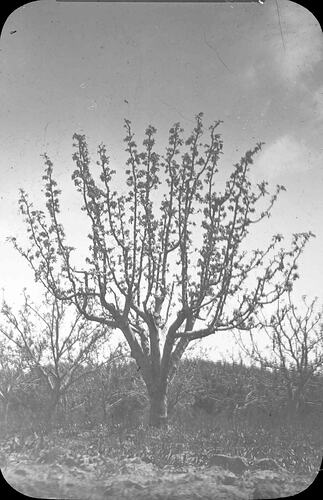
(275, 0, 286, 51)
(203, 33, 233, 74)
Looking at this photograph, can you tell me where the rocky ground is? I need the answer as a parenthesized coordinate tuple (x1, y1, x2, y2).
(1, 447, 317, 500)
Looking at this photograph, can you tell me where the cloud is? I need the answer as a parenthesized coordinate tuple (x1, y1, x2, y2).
(256, 135, 313, 179)
(272, 3, 322, 83)
(312, 85, 323, 122)
(240, 3, 322, 98)
(242, 65, 258, 87)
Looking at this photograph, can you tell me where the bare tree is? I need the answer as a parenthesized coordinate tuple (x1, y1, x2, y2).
(0, 292, 118, 430)
(234, 292, 323, 414)
(10, 113, 313, 426)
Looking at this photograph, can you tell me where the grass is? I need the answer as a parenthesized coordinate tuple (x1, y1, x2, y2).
(27, 406, 321, 475)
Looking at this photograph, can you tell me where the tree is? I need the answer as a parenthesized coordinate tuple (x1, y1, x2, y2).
(0, 340, 29, 435)
(234, 292, 323, 415)
(11, 113, 313, 426)
(0, 292, 118, 431)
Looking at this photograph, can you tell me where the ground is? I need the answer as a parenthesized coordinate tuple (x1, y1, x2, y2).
(0, 435, 317, 500)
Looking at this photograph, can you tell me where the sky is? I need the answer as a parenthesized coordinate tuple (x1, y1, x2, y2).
(0, 0, 322, 359)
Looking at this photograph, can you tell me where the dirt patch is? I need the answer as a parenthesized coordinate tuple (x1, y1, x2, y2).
(1, 454, 315, 500)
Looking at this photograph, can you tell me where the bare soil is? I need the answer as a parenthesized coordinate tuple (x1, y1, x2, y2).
(1, 449, 316, 500)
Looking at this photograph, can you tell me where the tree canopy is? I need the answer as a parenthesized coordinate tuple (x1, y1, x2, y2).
(10, 113, 313, 425)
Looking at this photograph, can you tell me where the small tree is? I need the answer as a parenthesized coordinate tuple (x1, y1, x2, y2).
(11, 114, 313, 426)
(0, 292, 117, 431)
(234, 292, 323, 414)
(0, 340, 29, 435)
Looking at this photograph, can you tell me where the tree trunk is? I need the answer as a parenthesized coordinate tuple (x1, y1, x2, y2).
(44, 389, 61, 433)
(148, 387, 168, 427)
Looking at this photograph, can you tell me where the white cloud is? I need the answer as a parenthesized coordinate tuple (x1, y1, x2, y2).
(243, 65, 258, 87)
(241, 3, 322, 95)
(272, 2, 322, 82)
(312, 85, 323, 122)
(257, 135, 312, 179)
